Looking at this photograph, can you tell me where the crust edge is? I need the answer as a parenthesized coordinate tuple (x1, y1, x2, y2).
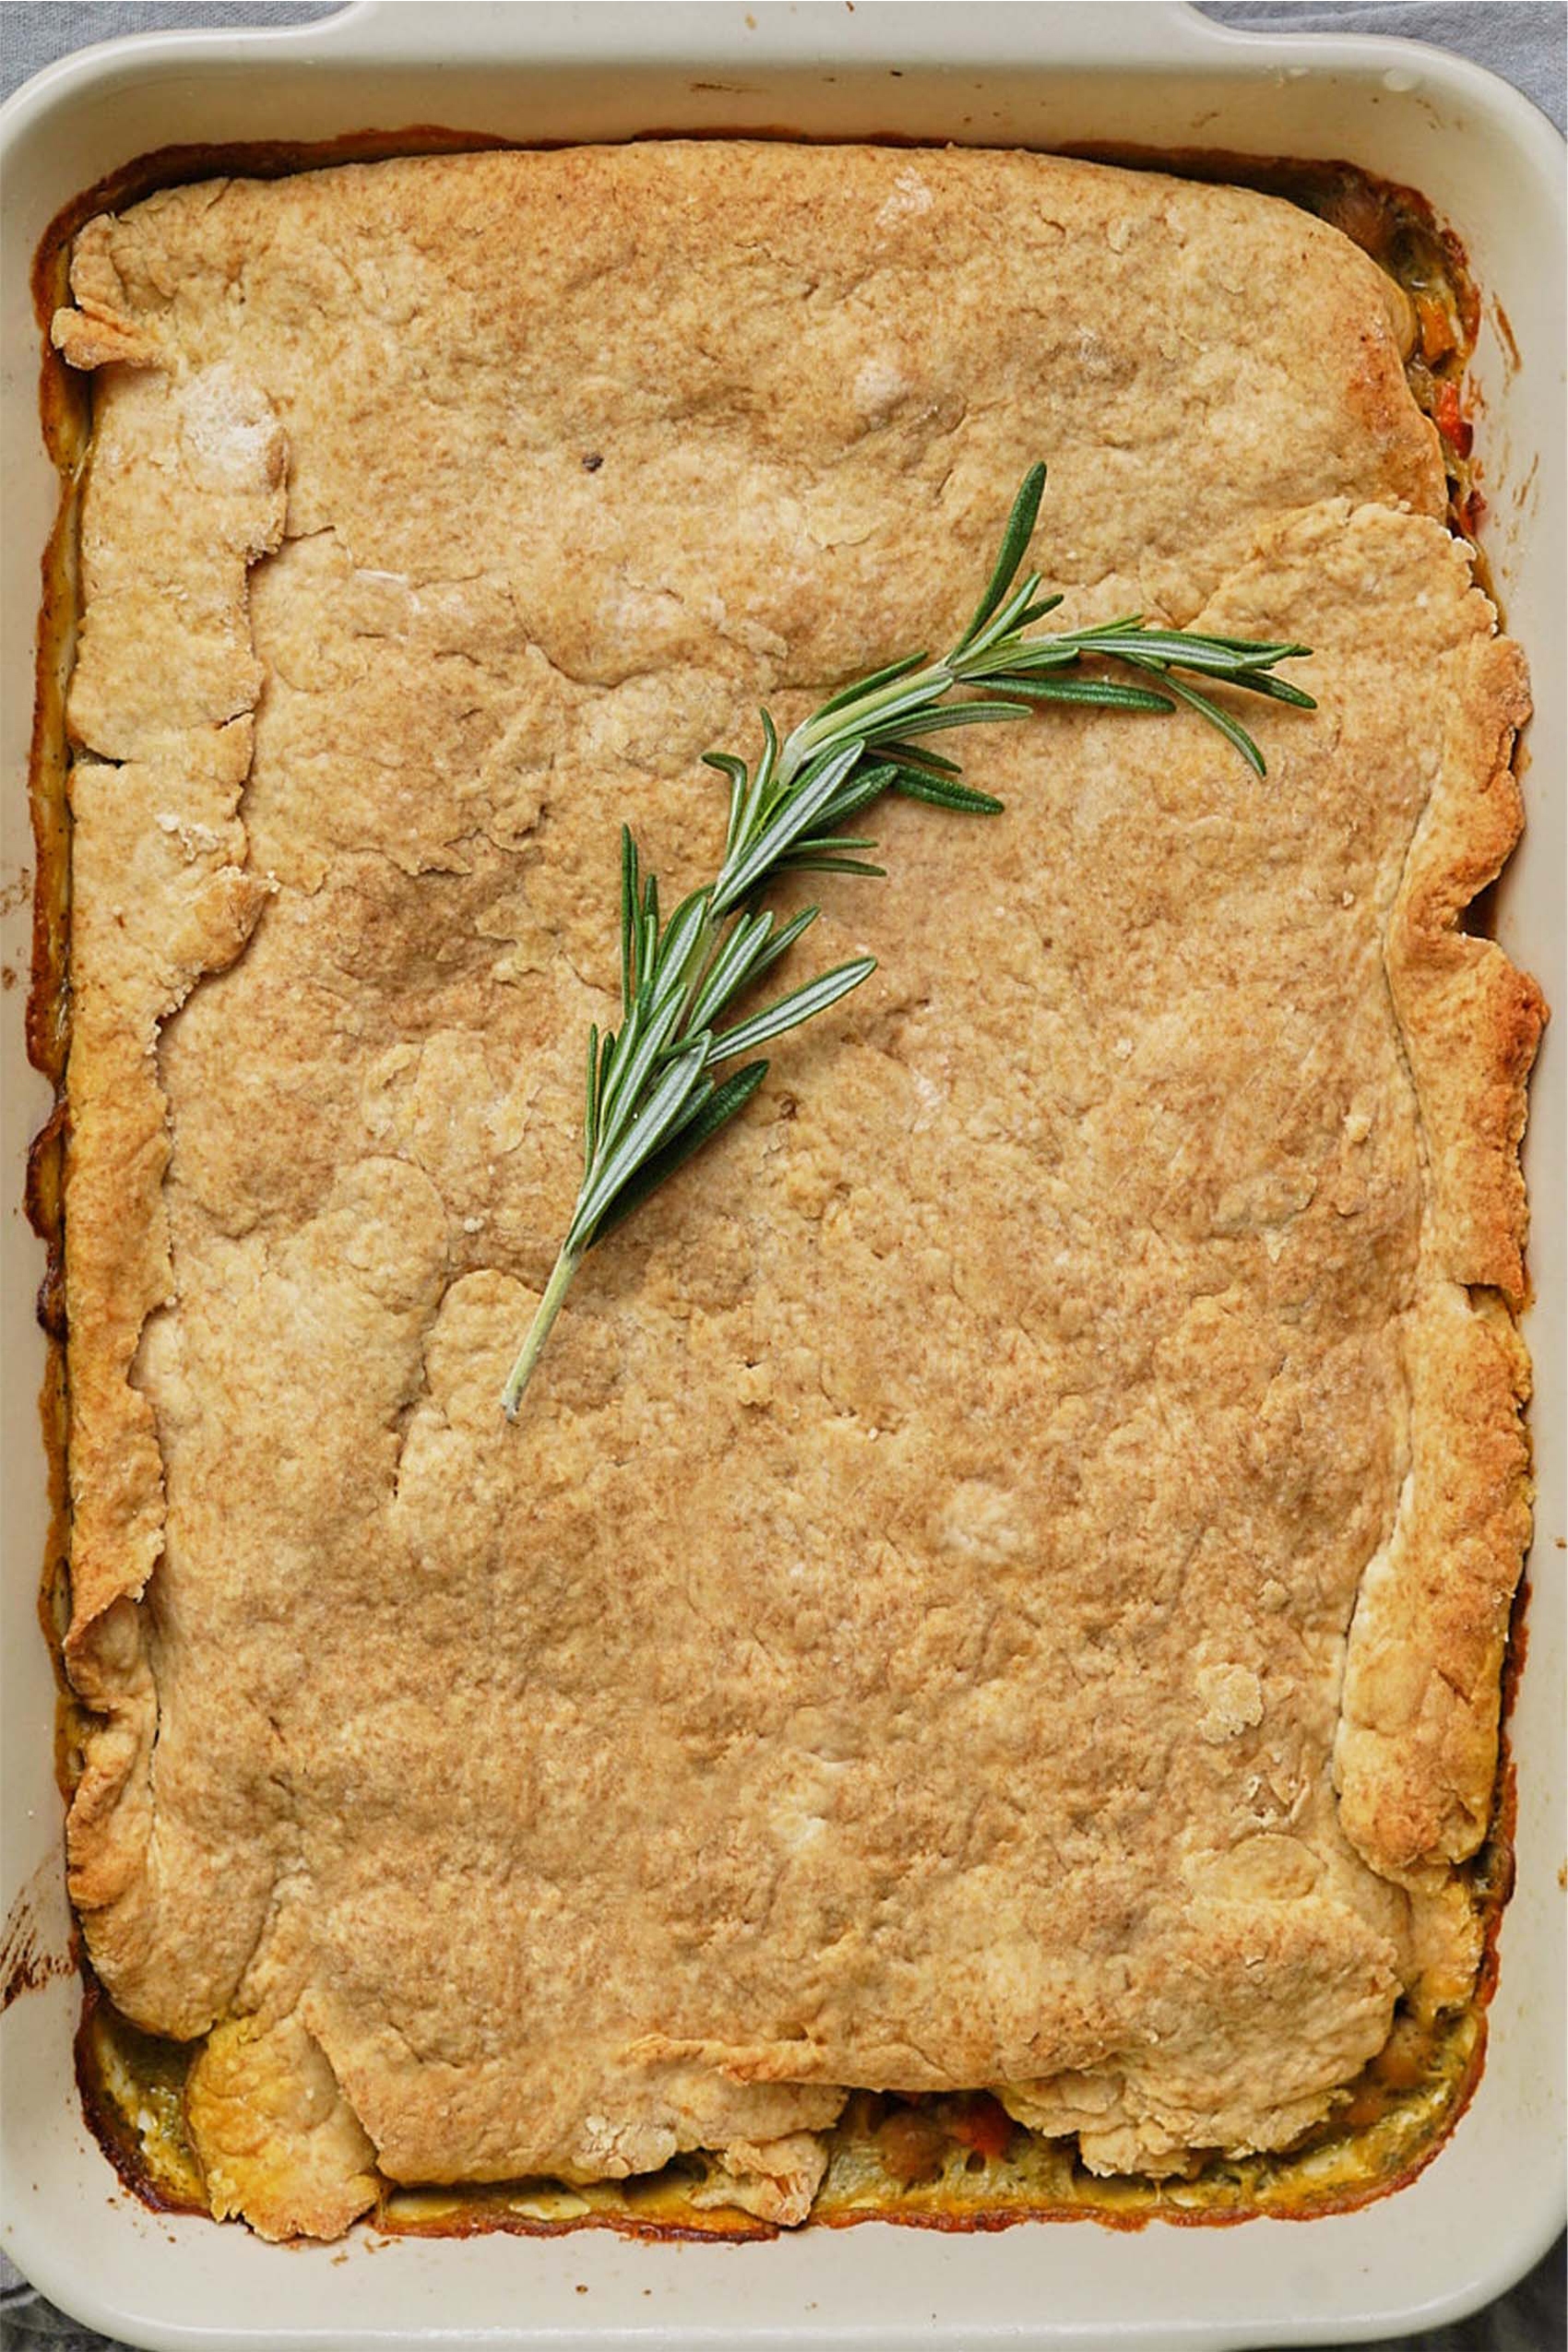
(59, 352, 287, 2027)
(1335, 626, 1544, 1887)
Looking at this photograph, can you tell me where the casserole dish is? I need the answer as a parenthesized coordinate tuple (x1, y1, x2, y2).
(0, 4, 1561, 2352)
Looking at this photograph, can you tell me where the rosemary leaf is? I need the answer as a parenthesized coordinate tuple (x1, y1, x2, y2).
(891, 773, 1006, 814)
(590, 1061, 771, 1243)
(567, 1038, 713, 1251)
(788, 835, 882, 855)
(1118, 660, 1268, 778)
(684, 908, 778, 1036)
(619, 828, 639, 1003)
(879, 740, 964, 775)
(749, 905, 823, 978)
(647, 886, 713, 1013)
(712, 741, 864, 911)
(778, 852, 889, 879)
(858, 701, 1034, 743)
(582, 1022, 602, 1172)
(985, 675, 1176, 712)
(707, 956, 878, 1063)
(595, 991, 686, 1156)
(1215, 670, 1319, 709)
(956, 460, 1047, 648)
(814, 761, 902, 829)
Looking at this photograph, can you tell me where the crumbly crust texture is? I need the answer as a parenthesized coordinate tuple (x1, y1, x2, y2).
(52, 143, 1540, 2238)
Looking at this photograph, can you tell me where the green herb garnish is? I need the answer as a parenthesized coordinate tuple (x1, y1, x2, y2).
(500, 463, 1313, 1416)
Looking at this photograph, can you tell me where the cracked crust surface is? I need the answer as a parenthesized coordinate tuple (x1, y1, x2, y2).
(52, 143, 1538, 2238)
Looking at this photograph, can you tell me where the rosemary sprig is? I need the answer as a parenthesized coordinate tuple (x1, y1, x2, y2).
(499, 462, 1313, 1416)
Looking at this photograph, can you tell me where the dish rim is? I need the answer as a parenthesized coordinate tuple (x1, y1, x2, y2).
(1, 6, 1562, 2348)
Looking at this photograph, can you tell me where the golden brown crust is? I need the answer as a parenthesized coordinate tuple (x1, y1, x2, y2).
(1334, 1287, 1532, 1886)
(62, 366, 285, 2023)
(51, 143, 1535, 2238)
(1388, 635, 1541, 1309)
(185, 2012, 380, 2241)
(1334, 627, 1542, 1884)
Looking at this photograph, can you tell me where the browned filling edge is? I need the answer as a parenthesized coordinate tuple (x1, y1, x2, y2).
(22, 126, 1519, 2242)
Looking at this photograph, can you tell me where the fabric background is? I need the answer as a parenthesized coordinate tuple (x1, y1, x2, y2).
(1, 3, 1562, 2347)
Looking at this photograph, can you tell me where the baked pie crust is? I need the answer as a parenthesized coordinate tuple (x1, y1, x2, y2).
(49, 143, 1540, 2238)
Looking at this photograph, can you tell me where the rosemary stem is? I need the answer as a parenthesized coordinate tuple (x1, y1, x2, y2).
(789, 659, 948, 769)
(500, 1240, 586, 1419)
(497, 462, 1313, 1420)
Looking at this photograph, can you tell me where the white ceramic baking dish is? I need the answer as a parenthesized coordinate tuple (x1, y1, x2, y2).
(1, 6, 1562, 2347)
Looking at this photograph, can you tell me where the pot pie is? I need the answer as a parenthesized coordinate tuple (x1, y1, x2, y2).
(46, 142, 1540, 2239)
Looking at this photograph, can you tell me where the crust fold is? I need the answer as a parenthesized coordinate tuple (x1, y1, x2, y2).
(185, 2011, 380, 2242)
(62, 365, 285, 2014)
(1388, 636, 1541, 1306)
(1335, 632, 1543, 1886)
